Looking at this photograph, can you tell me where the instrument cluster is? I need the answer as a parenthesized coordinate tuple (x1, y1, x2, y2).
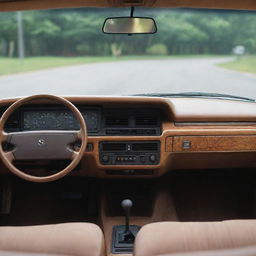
(23, 108, 100, 132)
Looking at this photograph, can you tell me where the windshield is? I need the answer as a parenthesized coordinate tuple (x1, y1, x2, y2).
(0, 8, 256, 99)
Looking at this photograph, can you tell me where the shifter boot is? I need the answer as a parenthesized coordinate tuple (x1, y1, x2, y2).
(112, 225, 140, 253)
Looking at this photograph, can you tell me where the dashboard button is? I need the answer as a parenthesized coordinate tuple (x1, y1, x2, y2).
(102, 155, 109, 163)
(182, 140, 191, 149)
(86, 143, 93, 152)
(149, 154, 156, 162)
(140, 156, 146, 163)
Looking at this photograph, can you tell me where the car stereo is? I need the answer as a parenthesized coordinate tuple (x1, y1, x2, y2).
(99, 141, 160, 165)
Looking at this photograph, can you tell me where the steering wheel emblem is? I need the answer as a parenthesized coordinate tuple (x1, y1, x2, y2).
(38, 139, 46, 147)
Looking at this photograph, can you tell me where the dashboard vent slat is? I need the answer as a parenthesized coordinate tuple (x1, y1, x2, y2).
(131, 142, 158, 151)
(135, 116, 158, 126)
(102, 143, 126, 151)
(105, 116, 129, 126)
(106, 128, 156, 136)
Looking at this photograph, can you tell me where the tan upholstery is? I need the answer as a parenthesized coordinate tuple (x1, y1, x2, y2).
(0, 223, 105, 256)
(0, 252, 67, 256)
(157, 246, 256, 256)
(134, 220, 256, 256)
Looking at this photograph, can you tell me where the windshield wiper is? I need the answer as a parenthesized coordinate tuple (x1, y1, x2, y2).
(131, 92, 255, 102)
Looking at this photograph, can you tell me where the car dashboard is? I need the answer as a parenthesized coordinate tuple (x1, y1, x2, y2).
(1, 95, 256, 178)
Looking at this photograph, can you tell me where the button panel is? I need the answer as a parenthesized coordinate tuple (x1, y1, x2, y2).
(116, 155, 137, 162)
(99, 141, 160, 166)
(101, 153, 159, 165)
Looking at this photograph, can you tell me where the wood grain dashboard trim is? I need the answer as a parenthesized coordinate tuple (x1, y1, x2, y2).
(172, 135, 256, 152)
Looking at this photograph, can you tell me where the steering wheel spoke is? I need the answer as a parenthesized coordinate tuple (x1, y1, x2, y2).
(4, 151, 15, 163)
(76, 130, 83, 140)
(71, 150, 79, 160)
(6, 130, 81, 161)
(0, 131, 9, 142)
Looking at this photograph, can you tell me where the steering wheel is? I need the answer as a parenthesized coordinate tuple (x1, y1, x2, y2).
(0, 95, 87, 183)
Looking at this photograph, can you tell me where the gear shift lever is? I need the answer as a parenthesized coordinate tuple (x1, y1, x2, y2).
(111, 199, 140, 253)
(121, 199, 133, 233)
(120, 199, 135, 243)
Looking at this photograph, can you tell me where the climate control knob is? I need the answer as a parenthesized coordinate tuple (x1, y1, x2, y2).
(149, 154, 157, 162)
(102, 155, 109, 163)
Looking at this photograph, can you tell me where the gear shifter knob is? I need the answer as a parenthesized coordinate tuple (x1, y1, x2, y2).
(121, 199, 133, 233)
(121, 199, 133, 213)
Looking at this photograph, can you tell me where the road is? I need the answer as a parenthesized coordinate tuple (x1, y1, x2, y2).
(0, 57, 256, 99)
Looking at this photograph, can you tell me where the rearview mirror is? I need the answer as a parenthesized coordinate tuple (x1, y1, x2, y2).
(102, 17, 157, 35)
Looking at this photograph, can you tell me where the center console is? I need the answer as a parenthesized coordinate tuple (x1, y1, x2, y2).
(99, 141, 160, 165)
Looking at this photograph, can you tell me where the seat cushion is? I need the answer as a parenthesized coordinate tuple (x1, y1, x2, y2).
(0, 223, 105, 256)
(0, 251, 66, 256)
(156, 246, 256, 256)
(134, 220, 256, 256)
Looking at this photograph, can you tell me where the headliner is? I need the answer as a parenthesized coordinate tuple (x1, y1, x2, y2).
(0, 0, 256, 12)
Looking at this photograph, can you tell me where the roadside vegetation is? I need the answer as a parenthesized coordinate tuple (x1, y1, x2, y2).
(0, 56, 165, 75)
(1, 9, 256, 57)
(218, 56, 256, 74)
(0, 55, 218, 76)
(1, 9, 256, 75)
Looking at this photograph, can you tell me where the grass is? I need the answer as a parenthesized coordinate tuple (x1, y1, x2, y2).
(218, 55, 256, 74)
(0, 55, 225, 76)
(0, 56, 123, 76)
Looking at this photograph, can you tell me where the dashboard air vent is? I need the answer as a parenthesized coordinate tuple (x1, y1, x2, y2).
(105, 116, 129, 126)
(105, 128, 157, 135)
(131, 142, 158, 151)
(135, 116, 158, 126)
(101, 143, 126, 151)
